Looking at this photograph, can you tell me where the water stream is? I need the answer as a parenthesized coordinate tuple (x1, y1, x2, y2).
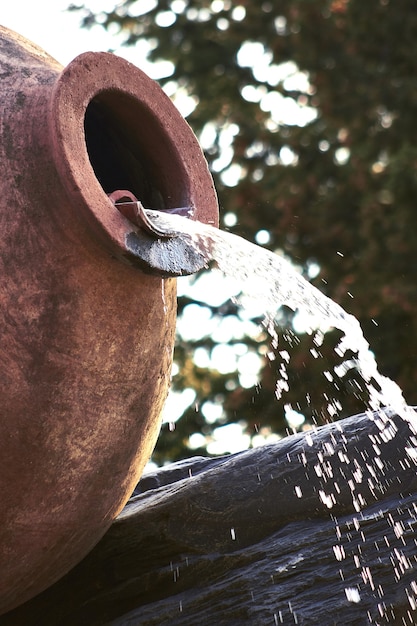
(148, 210, 417, 621)
(149, 209, 417, 434)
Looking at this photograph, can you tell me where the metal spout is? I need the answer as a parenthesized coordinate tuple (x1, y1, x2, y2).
(109, 190, 210, 277)
(109, 189, 192, 238)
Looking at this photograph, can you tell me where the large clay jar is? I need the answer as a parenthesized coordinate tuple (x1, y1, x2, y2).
(0, 26, 218, 614)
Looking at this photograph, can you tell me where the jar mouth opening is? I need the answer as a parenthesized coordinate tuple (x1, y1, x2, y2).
(49, 52, 218, 265)
(84, 90, 188, 213)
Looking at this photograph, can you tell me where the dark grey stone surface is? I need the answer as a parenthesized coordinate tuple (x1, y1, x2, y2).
(2, 409, 417, 625)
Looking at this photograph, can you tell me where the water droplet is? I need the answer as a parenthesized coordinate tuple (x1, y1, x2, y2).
(345, 587, 361, 603)
(333, 544, 345, 561)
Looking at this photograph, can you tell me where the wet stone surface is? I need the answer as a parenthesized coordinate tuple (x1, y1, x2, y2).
(2, 409, 417, 625)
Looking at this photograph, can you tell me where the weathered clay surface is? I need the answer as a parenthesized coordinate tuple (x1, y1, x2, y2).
(3, 410, 417, 625)
(0, 26, 218, 613)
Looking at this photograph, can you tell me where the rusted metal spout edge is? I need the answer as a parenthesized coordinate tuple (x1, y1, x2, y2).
(109, 190, 210, 277)
(123, 230, 209, 277)
(109, 190, 192, 239)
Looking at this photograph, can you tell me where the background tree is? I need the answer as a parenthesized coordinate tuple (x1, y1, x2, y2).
(70, 0, 417, 463)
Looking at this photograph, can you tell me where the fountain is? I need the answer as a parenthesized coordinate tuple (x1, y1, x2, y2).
(1, 26, 417, 626)
(4, 208, 417, 624)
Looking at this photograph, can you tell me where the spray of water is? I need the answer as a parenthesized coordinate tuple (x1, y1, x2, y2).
(149, 209, 417, 433)
(148, 210, 417, 621)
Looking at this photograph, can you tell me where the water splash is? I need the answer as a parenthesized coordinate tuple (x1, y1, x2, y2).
(147, 209, 417, 432)
(147, 211, 417, 622)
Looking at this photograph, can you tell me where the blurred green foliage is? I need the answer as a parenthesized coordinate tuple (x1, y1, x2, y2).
(70, 0, 417, 463)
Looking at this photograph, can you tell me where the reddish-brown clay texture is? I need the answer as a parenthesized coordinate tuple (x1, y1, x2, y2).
(0, 26, 218, 614)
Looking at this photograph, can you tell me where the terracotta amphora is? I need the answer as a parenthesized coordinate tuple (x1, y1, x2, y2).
(0, 26, 218, 613)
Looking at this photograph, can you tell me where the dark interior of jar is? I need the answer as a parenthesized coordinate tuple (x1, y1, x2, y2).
(84, 92, 187, 211)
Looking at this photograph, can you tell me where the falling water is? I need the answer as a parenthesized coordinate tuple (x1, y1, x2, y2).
(148, 209, 417, 433)
(147, 210, 417, 623)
